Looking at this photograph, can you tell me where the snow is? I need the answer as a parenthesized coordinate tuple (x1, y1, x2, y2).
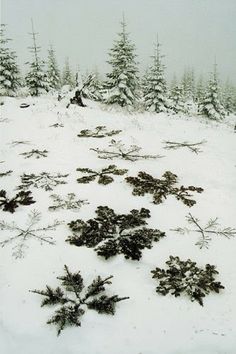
(0, 96, 236, 354)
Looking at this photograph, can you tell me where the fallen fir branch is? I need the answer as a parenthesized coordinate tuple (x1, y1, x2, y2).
(49, 193, 89, 211)
(67, 206, 165, 260)
(151, 256, 224, 306)
(126, 171, 203, 207)
(18, 172, 69, 191)
(20, 149, 48, 159)
(172, 213, 236, 249)
(30, 265, 129, 335)
(77, 126, 122, 138)
(0, 210, 60, 258)
(76, 165, 128, 185)
(0, 170, 13, 177)
(163, 140, 207, 154)
(90, 140, 163, 161)
(0, 189, 35, 213)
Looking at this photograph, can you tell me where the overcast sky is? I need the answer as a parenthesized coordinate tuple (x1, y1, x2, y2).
(2, 0, 236, 83)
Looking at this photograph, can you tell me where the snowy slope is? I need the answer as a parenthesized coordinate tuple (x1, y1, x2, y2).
(0, 96, 236, 354)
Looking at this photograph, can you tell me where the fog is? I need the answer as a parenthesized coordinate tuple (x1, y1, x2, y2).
(2, 0, 236, 83)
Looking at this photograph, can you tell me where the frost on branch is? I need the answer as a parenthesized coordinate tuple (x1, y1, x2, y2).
(18, 172, 69, 191)
(49, 193, 89, 211)
(76, 165, 128, 185)
(90, 140, 163, 161)
(66, 206, 165, 260)
(163, 140, 207, 154)
(30, 265, 129, 335)
(151, 256, 224, 306)
(126, 171, 203, 206)
(172, 213, 236, 249)
(0, 210, 60, 258)
(0, 189, 35, 213)
(77, 126, 122, 138)
(20, 149, 48, 159)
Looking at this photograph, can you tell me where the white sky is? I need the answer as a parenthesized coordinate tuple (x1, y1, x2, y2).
(1, 0, 236, 83)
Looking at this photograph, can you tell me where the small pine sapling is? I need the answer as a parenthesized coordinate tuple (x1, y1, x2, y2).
(151, 256, 224, 306)
(77, 126, 122, 138)
(0, 189, 35, 213)
(30, 265, 129, 335)
(172, 213, 236, 249)
(126, 171, 203, 206)
(66, 206, 165, 260)
(91, 140, 163, 161)
(76, 165, 128, 185)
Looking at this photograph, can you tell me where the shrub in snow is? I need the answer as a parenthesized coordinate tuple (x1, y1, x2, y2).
(105, 17, 139, 107)
(67, 206, 165, 260)
(151, 256, 224, 306)
(31, 265, 129, 335)
(76, 165, 128, 185)
(0, 24, 21, 96)
(126, 171, 203, 206)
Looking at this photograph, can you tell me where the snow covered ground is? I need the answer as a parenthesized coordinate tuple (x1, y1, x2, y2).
(0, 96, 236, 354)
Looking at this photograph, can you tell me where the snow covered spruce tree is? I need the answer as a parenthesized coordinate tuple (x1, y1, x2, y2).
(199, 63, 226, 120)
(105, 16, 139, 108)
(181, 68, 195, 102)
(25, 21, 48, 96)
(143, 37, 169, 113)
(62, 58, 75, 88)
(169, 84, 186, 114)
(222, 79, 235, 115)
(196, 75, 205, 105)
(47, 45, 61, 90)
(0, 24, 21, 96)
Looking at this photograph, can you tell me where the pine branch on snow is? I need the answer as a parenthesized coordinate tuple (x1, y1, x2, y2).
(163, 140, 206, 154)
(20, 149, 48, 159)
(151, 256, 224, 306)
(172, 213, 236, 249)
(18, 172, 69, 191)
(90, 139, 163, 161)
(30, 265, 129, 335)
(49, 193, 89, 211)
(0, 170, 12, 177)
(76, 165, 128, 185)
(77, 126, 122, 138)
(66, 206, 165, 260)
(0, 210, 60, 258)
(126, 171, 203, 206)
(0, 189, 35, 213)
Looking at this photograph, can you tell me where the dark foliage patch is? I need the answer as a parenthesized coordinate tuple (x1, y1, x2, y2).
(67, 206, 165, 260)
(76, 165, 128, 185)
(0, 189, 35, 213)
(151, 256, 224, 306)
(126, 171, 203, 206)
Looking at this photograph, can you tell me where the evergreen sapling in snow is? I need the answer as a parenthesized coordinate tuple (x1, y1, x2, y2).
(0, 24, 21, 96)
(105, 16, 139, 107)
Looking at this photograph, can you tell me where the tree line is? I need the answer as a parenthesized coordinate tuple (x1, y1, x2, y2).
(1, 19, 236, 120)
